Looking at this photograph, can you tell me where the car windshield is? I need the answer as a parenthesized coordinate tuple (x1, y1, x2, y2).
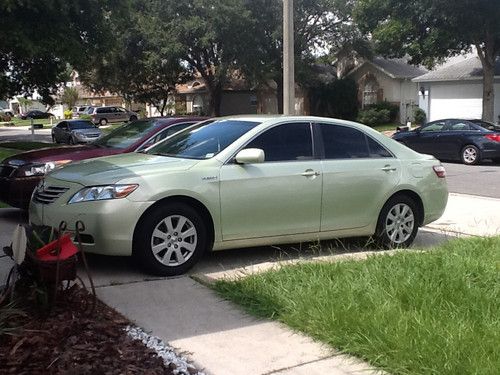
(69, 121, 95, 130)
(146, 119, 261, 159)
(93, 119, 161, 149)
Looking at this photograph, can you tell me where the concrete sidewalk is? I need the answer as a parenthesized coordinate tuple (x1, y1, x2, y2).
(2, 193, 500, 374)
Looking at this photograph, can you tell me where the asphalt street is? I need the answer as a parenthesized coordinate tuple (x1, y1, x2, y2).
(442, 161, 500, 199)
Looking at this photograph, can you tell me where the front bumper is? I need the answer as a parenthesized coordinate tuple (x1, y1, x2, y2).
(0, 176, 41, 209)
(29, 179, 152, 256)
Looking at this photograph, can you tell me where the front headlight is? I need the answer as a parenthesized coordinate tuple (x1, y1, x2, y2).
(21, 160, 72, 176)
(68, 184, 138, 204)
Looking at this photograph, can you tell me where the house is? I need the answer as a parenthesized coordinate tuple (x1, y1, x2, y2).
(413, 56, 500, 123)
(347, 57, 427, 124)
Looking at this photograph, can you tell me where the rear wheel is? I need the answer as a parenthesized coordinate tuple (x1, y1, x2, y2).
(129, 115, 138, 122)
(133, 202, 208, 276)
(375, 195, 419, 249)
(461, 145, 480, 165)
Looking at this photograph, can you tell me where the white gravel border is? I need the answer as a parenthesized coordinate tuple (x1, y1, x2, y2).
(126, 325, 205, 375)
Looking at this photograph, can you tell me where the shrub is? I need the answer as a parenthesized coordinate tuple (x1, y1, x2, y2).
(0, 112, 12, 122)
(366, 101, 399, 122)
(414, 107, 427, 125)
(63, 109, 72, 119)
(357, 108, 390, 127)
(309, 78, 359, 120)
(79, 114, 92, 120)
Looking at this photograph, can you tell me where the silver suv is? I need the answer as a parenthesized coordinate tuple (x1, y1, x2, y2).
(86, 106, 138, 126)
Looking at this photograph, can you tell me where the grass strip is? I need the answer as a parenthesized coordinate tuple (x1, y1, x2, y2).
(0, 141, 55, 151)
(214, 237, 500, 375)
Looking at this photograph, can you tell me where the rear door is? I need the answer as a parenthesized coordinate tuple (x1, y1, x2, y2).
(317, 122, 400, 231)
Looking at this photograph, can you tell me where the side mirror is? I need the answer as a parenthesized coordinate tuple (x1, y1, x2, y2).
(235, 148, 265, 164)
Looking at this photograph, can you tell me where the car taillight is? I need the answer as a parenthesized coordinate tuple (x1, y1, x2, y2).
(485, 134, 500, 142)
(433, 165, 446, 178)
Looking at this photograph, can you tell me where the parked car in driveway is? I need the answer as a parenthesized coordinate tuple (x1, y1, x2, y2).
(29, 116, 449, 276)
(392, 118, 500, 165)
(72, 106, 92, 119)
(20, 110, 54, 120)
(52, 120, 102, 144)
(86, 106, 138, 126)
(0, 117, 205, 209)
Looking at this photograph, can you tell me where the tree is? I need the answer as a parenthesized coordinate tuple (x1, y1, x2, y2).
(354, 0, 500, 122)
(81, 2, 189, 116)
(0, 0, 129, 105)
(60, 87, 79, 109)
(143, 0, 254, 116)
(242, 0, 359, 113)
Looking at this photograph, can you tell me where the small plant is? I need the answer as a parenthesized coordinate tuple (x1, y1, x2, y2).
(366, 101, 400, 122)
(0, 302, 26, 337)
(413, 107, 427, 125)
(63, 109, 72, 119)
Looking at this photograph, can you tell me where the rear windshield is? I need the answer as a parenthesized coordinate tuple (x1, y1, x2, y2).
(146, 119, 260, 159)
(93, 119, 162, 149)
(69, 121, 96, 130)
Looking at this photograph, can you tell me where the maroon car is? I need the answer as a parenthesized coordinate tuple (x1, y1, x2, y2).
(0, 117, 206, 209)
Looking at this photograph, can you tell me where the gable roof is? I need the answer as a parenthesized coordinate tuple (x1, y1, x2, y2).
(413, 56, 500, 82)
(347, 57, 427, 79)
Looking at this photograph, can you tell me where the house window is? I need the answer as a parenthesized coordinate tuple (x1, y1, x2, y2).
(362, 81, 378, 107)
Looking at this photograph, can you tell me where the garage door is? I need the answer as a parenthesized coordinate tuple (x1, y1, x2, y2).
(429, 83, 483, 121)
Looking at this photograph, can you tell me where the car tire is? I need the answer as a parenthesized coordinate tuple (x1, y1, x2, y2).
(99, 118, 108, 126)
(129, 115, 138, 122)
(69, 136, 75, 145)
(375, 195, 419, 249)
(461, 145, 480, 165)
(133, 202, 208, 276)
(52, 135, 57, 144)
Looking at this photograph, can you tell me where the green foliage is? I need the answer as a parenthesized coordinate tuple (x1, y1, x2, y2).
(60, 87, 79, 109)
(357, 108, 390, 127)
(79, 114, 92, 121)
(309, 78, 359, 120)
(0, 1, 130, 104)
(215, 236, 500, 375)
(0, 302, 27, 337)
(63, 110, 73, 119)
(366, 101, 399, 122)
(413, 107, 426, 125)
(0, 112, 12, 122)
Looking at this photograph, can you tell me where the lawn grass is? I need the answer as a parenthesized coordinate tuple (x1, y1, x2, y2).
(214, 237, 500, 375)
(0, 147, 20, 161)
(371, 123, 400, 132)
(0, 141, 56, 151)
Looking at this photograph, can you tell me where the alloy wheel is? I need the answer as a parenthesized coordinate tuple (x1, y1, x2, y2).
(150, 215, 198, 266)
(462, 147, 477, 164)
(384, 203, 415, 245)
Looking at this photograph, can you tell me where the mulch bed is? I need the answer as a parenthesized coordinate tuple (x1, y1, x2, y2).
(0, 284, 185, 375)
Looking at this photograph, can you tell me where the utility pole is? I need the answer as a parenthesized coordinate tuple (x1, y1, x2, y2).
(283, 0, 295, 115)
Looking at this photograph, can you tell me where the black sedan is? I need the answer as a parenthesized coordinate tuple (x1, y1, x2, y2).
(20, 110, 54, 119)
(392, 118, 500, 165)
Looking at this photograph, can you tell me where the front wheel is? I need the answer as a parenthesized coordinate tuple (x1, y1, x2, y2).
(133, 202, 208, 276)
(129, 115, 138, 122)
(375, 195, 419, 249)
(99, 118, 108, 126)
(461, 145, 480, 165)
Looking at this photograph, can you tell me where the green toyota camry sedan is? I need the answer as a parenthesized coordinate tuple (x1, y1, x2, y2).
(29, 116, 448, 275)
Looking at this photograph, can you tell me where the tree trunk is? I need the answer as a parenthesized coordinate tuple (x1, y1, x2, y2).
(481, 60, 495, 122)
(206, 81, 223, 116)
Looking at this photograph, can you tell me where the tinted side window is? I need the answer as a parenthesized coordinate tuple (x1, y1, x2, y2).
(421, 121, 445, 132)
(247, 123, 313, 162)
(320, 124, 369, 159)
(367, 137, 392, 158)
(448, 121, 472, 131)
(96, 107, 107, 114)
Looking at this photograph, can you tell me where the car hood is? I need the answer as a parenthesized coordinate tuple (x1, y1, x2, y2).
(1, 145, 122, 166)
(71, 128, 101, 135)
(49, 152, 200, 185)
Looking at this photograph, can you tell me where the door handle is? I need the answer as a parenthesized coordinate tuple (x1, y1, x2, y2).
(301, 170, 320, 177)
(381, 165, 397, 172)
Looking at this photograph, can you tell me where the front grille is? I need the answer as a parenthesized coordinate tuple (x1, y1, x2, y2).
(33, 185, 69, 204)
(0, 165, 17, 177)
(86, 133, 100, 138)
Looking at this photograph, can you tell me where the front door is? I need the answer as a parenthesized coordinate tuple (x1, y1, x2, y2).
(219, 122, 322, 240)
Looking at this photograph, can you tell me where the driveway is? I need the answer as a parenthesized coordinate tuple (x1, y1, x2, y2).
(0, 126, 52, 142)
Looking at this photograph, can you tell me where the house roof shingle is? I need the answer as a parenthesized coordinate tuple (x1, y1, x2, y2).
(347, 57, 427, 79)
(413, 56, 500, 82)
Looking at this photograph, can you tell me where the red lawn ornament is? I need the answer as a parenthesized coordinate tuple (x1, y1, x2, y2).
(36, 234, 79, 261)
